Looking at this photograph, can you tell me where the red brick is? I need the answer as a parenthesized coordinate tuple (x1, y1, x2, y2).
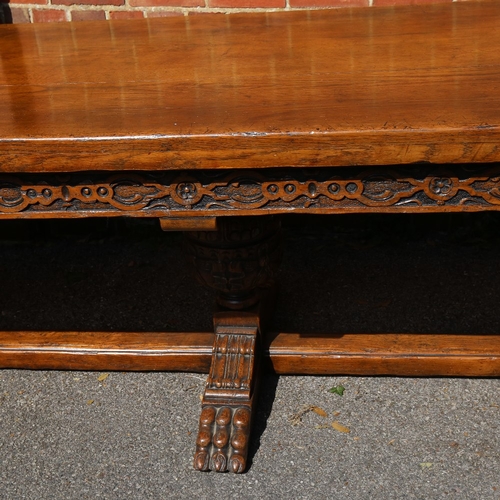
(208, 0, 284, 7)
(146, 10, 184, 16)
(71, 9, 106, 20)
(188, 10, 226, 14)
(290, 0, 367, 6)
(32, 8, 67, 21)
(10, 7, 31, 22)
(373, 0, 451, 5)
(129, 0, 202, 5)
(109, 10, 145, 18)
(8, 0, 47, 5)
(53, 0, 124, 6)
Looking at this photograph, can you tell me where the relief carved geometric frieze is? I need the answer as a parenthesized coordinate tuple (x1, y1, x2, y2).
(2, 165, 500, 218)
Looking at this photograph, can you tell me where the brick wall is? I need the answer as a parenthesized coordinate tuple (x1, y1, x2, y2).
(0, 0, 474, 25)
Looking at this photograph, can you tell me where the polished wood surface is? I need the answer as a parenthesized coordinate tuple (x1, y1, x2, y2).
(266, 332, 500, 377)
(0, 331, 213, 372)
(1, 1, 500, 173)
(2, 331, 500, 377)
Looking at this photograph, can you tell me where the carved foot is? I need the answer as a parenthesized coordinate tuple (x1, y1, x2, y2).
(193, 313, 260, 473)
(194, 404, 252, 473)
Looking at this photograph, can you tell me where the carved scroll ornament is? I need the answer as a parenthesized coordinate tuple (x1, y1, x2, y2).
(2, 165, 500, 217)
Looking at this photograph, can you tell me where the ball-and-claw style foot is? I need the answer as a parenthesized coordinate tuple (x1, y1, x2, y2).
(194, 405, 251, 473)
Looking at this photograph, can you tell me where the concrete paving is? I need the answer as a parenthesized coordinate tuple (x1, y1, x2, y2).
(1, 214, 499, 499)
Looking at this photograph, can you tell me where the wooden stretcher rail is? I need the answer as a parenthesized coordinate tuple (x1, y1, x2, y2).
(1, 331, 499, 377)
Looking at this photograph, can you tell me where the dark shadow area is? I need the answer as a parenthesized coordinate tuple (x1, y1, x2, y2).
(0, 3, 13, 24)
(246, 372, 279, 470)
(1, 213, 500, 335)
(274, 212, 500, 335)
(0, 218, 214, 333)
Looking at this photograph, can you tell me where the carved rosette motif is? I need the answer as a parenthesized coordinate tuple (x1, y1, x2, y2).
(184, 216, 282, 309)
(2, 166, 500, 217)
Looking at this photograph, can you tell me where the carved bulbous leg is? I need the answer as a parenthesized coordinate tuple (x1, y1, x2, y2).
(184, 216, 282, 310)
(185, 216, 281, 473)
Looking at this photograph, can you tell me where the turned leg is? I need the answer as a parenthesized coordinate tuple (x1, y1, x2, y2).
(185, 216, 281, 473)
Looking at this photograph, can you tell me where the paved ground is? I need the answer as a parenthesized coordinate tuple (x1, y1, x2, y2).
(1, 214, 499, 499)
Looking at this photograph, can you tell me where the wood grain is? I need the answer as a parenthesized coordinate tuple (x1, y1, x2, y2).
(1, 1, 500, 173)
(266, 332, 500, 377)
(2, 331, 499, 376)
(0, 331, 214, 372)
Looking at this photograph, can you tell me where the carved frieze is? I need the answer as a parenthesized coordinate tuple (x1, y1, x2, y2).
(2, 165, 500, 217)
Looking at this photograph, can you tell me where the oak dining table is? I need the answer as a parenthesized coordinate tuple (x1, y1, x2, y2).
(1, 0, 500, 473)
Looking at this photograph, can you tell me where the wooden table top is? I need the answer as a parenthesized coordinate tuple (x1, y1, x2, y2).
(1, 1, 499, 173)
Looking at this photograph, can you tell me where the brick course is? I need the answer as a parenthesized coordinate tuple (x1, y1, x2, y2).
(146, 10, 184, 16)
(208, 0, 285, 7)
(128, 0, 203, 7)
(9, 6, 31, 22)
(9, 0, 47, 5)
(32, 8, 67, 21)
(0, 0, 478, 26)
(53, 0, 124, 7)
(71, 8, 106, 19)
(108, 9, 144, 17)
(290, 0, 368, 6)
(374, 0, 451, 5)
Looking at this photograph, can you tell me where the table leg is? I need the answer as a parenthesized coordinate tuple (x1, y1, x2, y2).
(185, 216, 281, 473)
